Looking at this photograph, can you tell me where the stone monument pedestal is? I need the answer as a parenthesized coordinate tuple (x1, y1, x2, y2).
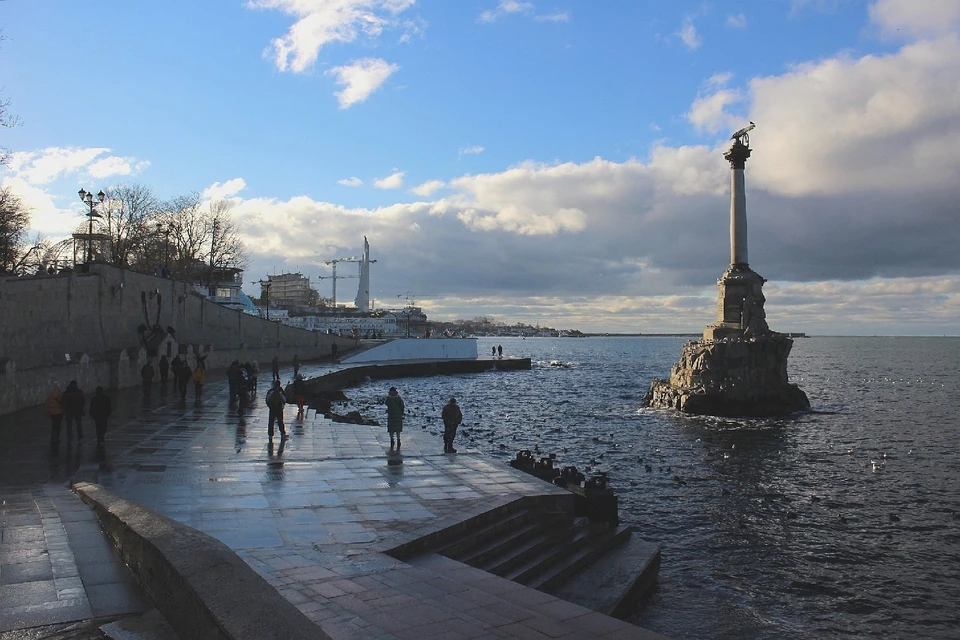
(642, 125, 808, 417)
(643, 334, 809, 417)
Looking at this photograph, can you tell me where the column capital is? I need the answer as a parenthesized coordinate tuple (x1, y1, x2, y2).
(724, 141, 751, 170)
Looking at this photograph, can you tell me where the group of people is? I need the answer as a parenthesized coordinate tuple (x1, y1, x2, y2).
(45, 380, 112, 449)
(141, 354, 205, 401)
(43, 353, 470, 456)
(383, 388, 464, 454)
(491, 345, 504, 358)
(226, 360, 260, 405)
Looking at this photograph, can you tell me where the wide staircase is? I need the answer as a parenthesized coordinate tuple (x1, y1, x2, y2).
(389, 496, 660, 619)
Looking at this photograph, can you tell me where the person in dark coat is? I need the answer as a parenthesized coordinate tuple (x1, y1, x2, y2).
(292, 354, 300, 378)
(227, 360, 241, 403)
(442, 397, 463, 454)
(176, 360, 192, 400)
(265, 379, 287, 440)
(171, 354, 184, 378)
(293, 374, 306, 419)
(158, 355, 170, 385)
(271, 355, 280, 382)
(61, 380, 86, 444)
(141, 360, 155, 390)
(385, 387, 404, 450)
(89, 386, 113, 447)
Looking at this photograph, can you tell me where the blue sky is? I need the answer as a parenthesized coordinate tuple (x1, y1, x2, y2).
(3, 0, 959, 334)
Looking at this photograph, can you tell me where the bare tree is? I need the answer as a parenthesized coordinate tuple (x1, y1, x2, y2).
(160, 193, 207, 279)
(100, 183, 159, 268)
(207, 199, 249, 272)
(0, 186, 30, 274)
(1, 30, 21, 167)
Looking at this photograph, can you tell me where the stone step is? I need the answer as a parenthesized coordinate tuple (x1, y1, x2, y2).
(529, 524, 633, 592)
(453, 511, 569, 568)
(477, 516, 591, 579)
(500, 520, 606, 585)
(435, 506, 562, 560)
(548, 529, 663, 619)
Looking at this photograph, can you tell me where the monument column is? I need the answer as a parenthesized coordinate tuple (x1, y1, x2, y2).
(725, 141, 751, 268)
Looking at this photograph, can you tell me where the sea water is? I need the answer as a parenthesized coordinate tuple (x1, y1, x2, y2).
(339, 336, 960, 639)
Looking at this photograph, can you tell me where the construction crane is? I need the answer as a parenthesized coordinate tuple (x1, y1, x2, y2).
(317, 256, 358, 309)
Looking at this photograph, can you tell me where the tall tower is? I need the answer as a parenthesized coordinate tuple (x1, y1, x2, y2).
(703, 125, 769, 341)
(354, 237, 371, 313)
(644, 123, 809, 417)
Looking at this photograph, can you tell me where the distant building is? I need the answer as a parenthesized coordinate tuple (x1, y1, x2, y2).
(268, 272, 313, 307)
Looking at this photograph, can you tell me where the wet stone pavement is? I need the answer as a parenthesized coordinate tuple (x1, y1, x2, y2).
(1, 363, 665, 639)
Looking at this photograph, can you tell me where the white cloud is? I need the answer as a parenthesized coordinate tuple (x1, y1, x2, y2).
(725, 13, 747, 29)
(248, 0, 415, 73)
(374, 170, 405, 189)
(7, 147, 109, 184)
(327, 58, 399, 108)
(0, 176, 78, 235)
(676, 15, 702, 51)
(687, 88, 744, 133)
(459, 145, 485, 156)
(869, 0, 960, 37)
(411, 179, 445, 196)
(87, 156, 149, 179)
(203, 178, 247, 200)
(478, 1, 534, 23)
(747, 36, 960, 196)
(338, 177, 364, 187)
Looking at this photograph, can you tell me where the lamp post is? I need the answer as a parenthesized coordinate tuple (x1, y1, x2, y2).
(78, 188, 105, 263)
(160, 223, 171, 270)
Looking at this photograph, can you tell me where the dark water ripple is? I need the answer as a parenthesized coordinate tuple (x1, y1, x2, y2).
(339, 336, 960, 640)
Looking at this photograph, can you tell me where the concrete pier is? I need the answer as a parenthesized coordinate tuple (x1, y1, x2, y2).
(1, 361, 666, 639)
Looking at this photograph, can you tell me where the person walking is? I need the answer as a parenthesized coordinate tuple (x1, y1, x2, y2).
(141, 359, 155, 390)
(441, 397, 463, 454)
(497, 344, 503, 358)
(227, 360, 241, 403)
(385, 387, 405, 450)
(492, 346, 496, 357)
(89, 386, 113, 447)
(292, 354, 300, 378)
(45, 382, 64, 449)
(192, 365, 205, 401)
(158, 355, 170, 386)
(265, 379, 288, 441)
(293, 373, 306, 419)
(171, 354, 184, 383)
(61, 380, 86, 444)
(271, 355, 280, 382)
(176, 360, 192, 400)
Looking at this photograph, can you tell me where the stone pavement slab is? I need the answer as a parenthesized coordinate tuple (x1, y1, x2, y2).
(2, 359, 668, 638)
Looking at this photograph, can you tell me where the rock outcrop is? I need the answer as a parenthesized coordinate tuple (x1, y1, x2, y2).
(643, 334, 809, 417)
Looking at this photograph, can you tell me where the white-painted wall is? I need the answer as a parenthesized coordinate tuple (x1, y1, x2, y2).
(341, 338, 478, 363)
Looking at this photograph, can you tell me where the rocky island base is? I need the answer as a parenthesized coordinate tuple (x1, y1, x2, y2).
(643, 334, 810, 417)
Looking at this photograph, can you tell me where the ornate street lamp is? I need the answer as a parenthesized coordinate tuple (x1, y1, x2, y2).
(78, 188, 105, 263)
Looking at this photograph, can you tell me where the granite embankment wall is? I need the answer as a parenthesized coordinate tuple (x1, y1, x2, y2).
(0, 264, 350, 415)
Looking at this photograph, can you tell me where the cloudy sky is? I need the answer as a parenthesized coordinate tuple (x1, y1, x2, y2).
(2, 0, 959, 335)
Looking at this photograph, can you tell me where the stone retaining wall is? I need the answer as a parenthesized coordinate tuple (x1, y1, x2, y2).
(0, 264, 350, 414)
(73, 482, 326, 640)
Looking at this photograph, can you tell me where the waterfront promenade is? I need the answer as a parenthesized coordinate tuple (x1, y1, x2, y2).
(0, 361, 666, 639)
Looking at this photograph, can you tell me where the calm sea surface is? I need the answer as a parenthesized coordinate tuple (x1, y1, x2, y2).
(339, 336, 960, 639)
